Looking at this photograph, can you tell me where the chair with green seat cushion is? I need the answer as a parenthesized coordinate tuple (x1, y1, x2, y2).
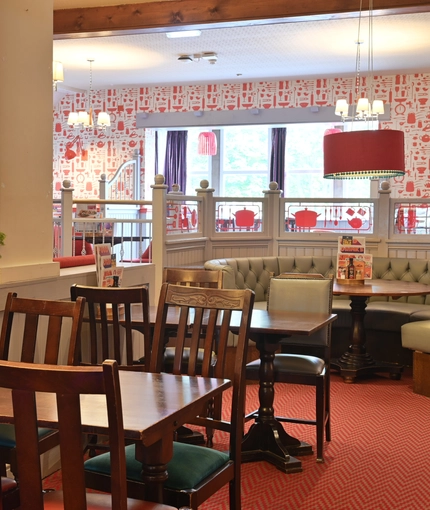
(138, 268, 223, 447)
(0, 358, 177, 510)
(85, 442, 230, 491)
(84, 283, 255, 509)
(70, 284, 152, 457)
(0, 425, 56, 449)
(0, 292, 86, 479)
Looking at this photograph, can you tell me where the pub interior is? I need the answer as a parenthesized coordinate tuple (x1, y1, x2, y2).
(1, 1, 430, 509)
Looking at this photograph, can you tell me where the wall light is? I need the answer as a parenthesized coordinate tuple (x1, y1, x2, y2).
(53, 61, 64, 91)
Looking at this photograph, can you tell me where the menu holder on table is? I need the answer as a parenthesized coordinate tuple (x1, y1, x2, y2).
(336, 236, 372, 285)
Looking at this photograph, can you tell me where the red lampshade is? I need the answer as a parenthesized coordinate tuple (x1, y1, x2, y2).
(64, 135, 82, 161)
(198, 131, 217, 156)
(323, 130, 405, 179)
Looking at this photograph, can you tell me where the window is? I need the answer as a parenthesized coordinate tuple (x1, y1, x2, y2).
(186, 128, 212, 194)
(220, 126, 269, 197)
(151, 123, 372, 199)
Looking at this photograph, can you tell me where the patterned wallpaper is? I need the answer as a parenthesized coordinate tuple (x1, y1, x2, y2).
(53, 73, 430, 199)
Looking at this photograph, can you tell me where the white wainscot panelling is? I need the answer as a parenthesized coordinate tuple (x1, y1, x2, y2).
(166, 242, 206, 267)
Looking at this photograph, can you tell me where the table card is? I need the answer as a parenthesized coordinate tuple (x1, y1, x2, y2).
(94, 243, 124, 287)
(336, 236, 372, 282)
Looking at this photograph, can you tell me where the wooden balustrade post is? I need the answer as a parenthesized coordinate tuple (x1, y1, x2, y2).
(132, 149, 141, 200)
(196, 180, 215, 260)
(263, 181, 282, 256)
(98, 174, 107, 218)
(151, 175, 168, 304)
(377, 180, 391, 257)
(61, 180, 74, 257)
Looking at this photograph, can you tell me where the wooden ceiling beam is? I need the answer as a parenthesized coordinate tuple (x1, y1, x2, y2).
(54, 0, 430, 38)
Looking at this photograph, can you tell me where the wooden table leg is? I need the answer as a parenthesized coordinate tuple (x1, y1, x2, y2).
(135, 439, 171, 503)
(242, 336, 312, 473)
(331, 296, 403, 383)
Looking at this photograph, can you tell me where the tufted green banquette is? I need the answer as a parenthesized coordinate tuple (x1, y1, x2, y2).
(204, 256, 430, 366)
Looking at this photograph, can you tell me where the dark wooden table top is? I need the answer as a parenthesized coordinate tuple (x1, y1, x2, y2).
(232, 309, 337, 336)
(145, 305, 337, 337)
(0, 370, 231, 447)
(333, 279, 430, 298)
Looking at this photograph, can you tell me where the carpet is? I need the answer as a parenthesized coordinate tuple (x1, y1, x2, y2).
(44, 370, 430, 510)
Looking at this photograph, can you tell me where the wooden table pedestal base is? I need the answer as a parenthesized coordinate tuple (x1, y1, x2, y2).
(241, 417, 313, 473)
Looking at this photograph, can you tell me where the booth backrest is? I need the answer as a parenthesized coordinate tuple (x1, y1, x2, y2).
(204, 256, 430, 305)
(204, 257, 337, 302)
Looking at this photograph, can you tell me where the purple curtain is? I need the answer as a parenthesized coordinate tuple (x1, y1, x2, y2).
(164, 131, 188, 192)
(270, 127, 286, 196)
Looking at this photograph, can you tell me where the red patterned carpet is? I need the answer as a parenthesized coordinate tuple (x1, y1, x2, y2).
(44, 370, 430, 510)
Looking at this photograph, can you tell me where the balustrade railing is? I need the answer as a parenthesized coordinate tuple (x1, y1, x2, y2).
(54, 176, 430, 296)
(281, 199, 376, 234)
(54, 181, 152, 262)
(214, 199, 264, 233)
(392, 199, 430, 235)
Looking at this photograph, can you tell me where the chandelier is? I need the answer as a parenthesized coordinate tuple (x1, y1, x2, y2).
(334, 0, 384, 122)
(67, 60, 111, 131)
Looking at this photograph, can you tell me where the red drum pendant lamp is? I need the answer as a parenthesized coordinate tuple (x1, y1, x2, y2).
(324, 130, 405, 179)
(324, 0, 405, 180)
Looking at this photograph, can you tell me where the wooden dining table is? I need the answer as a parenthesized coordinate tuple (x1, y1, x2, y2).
(136, 306, 337, 474)
(230, 308, 337, 474)
(332, 279, 430, 383)
(0, 370, 231, 504)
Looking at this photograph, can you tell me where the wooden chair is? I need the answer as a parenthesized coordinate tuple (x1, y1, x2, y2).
(162, 268, 223, 371)
(0, 359, 177, 510)
(162, 268, 224, 445)
(163, 267, 223, 288)
(70, 284, 152, 371)
(246, 273, 333, 462)
(70, 284, 152, 456)
(0, 293, 86, 479)
(84, 283, 255, 510)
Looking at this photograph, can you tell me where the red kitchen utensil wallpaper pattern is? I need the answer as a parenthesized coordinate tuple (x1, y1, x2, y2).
(53, 73, 430, 200)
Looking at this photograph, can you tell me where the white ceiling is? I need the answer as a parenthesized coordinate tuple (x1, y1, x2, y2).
(53, 12, 430, 93)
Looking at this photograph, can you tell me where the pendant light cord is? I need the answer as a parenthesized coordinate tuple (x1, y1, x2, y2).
(88, 59, 94, 118)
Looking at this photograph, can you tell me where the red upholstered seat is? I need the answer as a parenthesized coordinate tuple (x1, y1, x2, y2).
(53, 239, 95, 267)
(53, 255, 96, 268)
(74, 239, 94, 255)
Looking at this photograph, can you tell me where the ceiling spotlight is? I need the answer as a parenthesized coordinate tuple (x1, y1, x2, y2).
(166, 30, 202, 39)
(177, 55, 194, 63)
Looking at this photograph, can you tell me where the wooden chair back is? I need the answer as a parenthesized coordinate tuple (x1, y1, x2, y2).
(0, 293, 86, 365)
(163, 267, 223, 288)
(0, 359, 168, 510)
(70, 285, 151, 371)
(150, 283, 253, 379)
(0, 293, 87, 480)
(150, 283, 255, 506)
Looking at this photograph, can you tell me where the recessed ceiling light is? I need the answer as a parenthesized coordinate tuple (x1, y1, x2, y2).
(166, 30, 202, 39)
